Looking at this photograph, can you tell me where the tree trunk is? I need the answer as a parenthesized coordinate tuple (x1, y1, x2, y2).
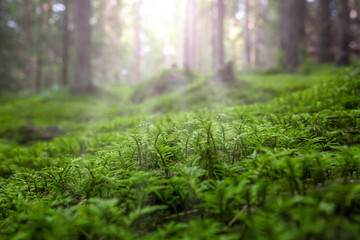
(74, 0, 93, 93)
(280, 0, 306, 72)
(35, 0, 46, 93)
(133, 0, 141, 83)
(211, 0, 218, 70)
(43, 0, 52, 89)
(61, 0, 69, 86)
(217, 0, 225, 67)
(187, 0, 196, 72)
(318, 0, 333, 63)
(23, 0, 35, 90)
(177, 1, 186, 69)
(244, 0, 251, 68)
(335, 0, 350, 66)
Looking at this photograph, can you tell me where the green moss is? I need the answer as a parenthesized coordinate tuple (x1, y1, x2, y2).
(1, 66, 360, 239)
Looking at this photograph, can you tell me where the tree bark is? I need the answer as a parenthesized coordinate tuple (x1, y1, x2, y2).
(279, 0, 306, 72)
(335, 0, 350, 66)
(74, 0, 93, 93)
(61, 0, 69, 86)
(318, 0, 333, 63)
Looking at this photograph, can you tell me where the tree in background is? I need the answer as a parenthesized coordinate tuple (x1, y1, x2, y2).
(61, 0, 70, 86)
(74, 0, 93, 93)
(336, 0, 350, 66)
(211, 0, 225, 69)
(244, 0, 251, 68)
(35, 0, 47, 92)
(185, 0, 196, 72)
(216, 0, 225, 67)
(2, 0, 360, 94)
(280, 0, 306, 72)
(133, 0, 141, 83)
(0, 0, 21, 92)
(318, 0, 333, 63)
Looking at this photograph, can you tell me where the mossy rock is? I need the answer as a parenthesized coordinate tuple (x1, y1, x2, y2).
(0, 124, 61, 144)
(131, 69, 192, 103)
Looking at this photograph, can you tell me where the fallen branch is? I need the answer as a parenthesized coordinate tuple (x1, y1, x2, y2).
(329, 129, 360, 134)
(327, 116, 360, 119)
(164, 209, 202, 220)
(228, 205, 248, 227)
(343, 131, 360, 135)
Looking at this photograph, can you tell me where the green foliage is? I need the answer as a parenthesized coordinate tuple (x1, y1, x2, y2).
(1, 66, 360, 239)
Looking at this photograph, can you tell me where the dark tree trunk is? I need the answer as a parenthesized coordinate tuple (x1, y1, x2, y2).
(35, 0, 46, 93)
(23, 0, 34, 90)
(61, 0, 69, 86)
(44, 0, 52, 89)
(335, 0, 350, 66)
(280, 0, 306, 72)
(74, 0, 93, 93)
(318, 0, 333, 63)
(134, 0, 141, 83)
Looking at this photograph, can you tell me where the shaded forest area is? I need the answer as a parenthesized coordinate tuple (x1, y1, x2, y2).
(1, 0, 360, 93)
(1, 1, 360, 240)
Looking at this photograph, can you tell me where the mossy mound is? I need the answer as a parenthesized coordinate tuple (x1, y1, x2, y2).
(131, 69, 194, 103)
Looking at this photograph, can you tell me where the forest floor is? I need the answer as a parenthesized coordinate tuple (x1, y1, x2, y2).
(1, 65, 360, 239)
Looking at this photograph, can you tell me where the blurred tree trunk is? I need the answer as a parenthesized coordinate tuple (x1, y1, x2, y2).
(254, 0, 268, 69)
(61, 0, 70, 86)
(35, 0, 49, 92)
(335, 0, 350, 66)
(133, 0, 141, 83)
(43, 0, 52, 89)
(211, 0, 218, 69)
(177, 1, 186, 69)
(186, 0, 196, 72)
(318, 0, 333, 63)
(23, 0, 34, 90)
(74, 0, 93, 93)
(279, 0, 306, 72)
(217, 0, 225, 67)
(244, 0, 251, 68)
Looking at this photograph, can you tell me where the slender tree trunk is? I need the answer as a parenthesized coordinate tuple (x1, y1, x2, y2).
(187, 0, 196, 71)
(335, 0, 350, 66)
(74, 0, 93, 93)
(35, 0, 46, 93)
(44, 0, 51, 89)
(254, 0, 265, 68)
(23, 0, 34, 90)
(177, 1, 186, 68)
(61, 0, 69, 86)
(280, 0, 306, 72)
(217, 0, 224, 66)
(244, 0, 251, 68)
(133, 0, 141, 83)
(318, 0, 333, 63)
(211, 0, 218, 70)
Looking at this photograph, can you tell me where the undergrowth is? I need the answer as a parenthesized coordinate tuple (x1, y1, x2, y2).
(1, 66, 360, 239)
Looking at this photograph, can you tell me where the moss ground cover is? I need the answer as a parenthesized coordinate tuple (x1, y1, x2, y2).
(1, 66, 360, 239)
